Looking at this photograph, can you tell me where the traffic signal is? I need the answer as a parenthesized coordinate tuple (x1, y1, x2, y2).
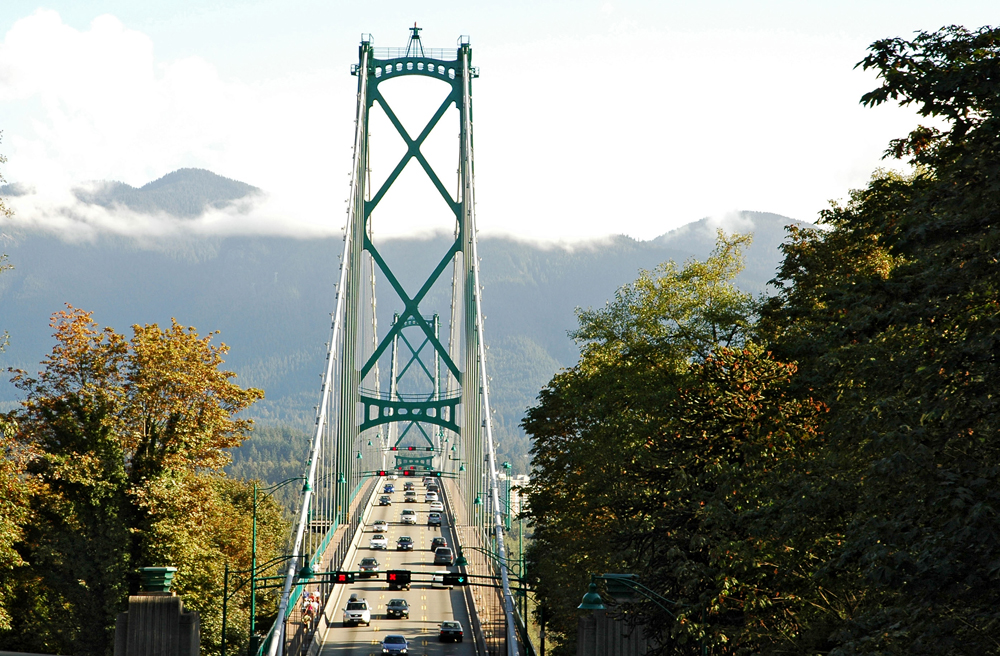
(389, 446, 398, 451)
(407, 445, 415, 451)
(376, 470, 388, 476)
(332, 571, 355, 584)
(402, 469, 414, 476)
(429, 471, 442, 477)
(386, 570, 411, 590)
(443, 573, 467, 586)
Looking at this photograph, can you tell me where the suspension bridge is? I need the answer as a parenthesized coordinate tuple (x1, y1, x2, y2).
(246, 26, 530, 656)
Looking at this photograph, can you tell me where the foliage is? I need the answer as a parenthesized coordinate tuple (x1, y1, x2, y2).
(0, 307, 284, 656)
(522, 233, 766, 654)
(760, 25, 1000, 654)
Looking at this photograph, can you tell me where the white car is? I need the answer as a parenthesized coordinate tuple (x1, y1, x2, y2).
(429, 501, 444, 512)
(401, 509, 417, 525)
(343, 595, 371, 626)
(390, 473, 399, 480)
(370, 534, 388, 549)
(372, 520, 388, 532)
(431, 570, 453, 589)
(425, 491, 439, 502)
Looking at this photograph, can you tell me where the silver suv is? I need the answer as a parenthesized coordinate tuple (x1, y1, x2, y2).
(342, 594, 371, 626)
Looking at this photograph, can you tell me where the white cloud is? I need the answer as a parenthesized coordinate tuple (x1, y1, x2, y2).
(0, 9, 929, 245)
(1, 10, 351, 238)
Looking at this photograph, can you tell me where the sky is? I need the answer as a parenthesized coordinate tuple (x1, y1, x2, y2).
(0, 1, 996, 243)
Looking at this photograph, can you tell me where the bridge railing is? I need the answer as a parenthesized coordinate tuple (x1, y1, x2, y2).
(372, 46, 457, 60)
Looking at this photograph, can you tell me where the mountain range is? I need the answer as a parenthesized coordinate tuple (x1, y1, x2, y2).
(0, 169, 811, 472)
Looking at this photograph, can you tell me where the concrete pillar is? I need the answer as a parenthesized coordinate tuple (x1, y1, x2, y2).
(114, 593, 199, 656)
(577, 612, 596, 656)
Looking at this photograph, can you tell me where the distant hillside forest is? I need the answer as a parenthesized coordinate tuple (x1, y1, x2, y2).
(0, 200, 806, 477)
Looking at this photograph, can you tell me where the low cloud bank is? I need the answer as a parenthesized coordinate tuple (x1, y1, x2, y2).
(1, 181, 341, 244)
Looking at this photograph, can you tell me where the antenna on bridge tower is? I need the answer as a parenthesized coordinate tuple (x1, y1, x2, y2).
(405, 22, 424, 57)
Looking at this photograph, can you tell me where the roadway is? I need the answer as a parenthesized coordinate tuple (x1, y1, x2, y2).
(318, 475, 477, 655)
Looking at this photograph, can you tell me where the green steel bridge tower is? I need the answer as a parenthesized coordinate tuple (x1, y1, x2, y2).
(262, 27, 523, 656)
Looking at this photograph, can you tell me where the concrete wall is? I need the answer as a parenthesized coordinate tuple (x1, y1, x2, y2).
(576, 610, 650, 656)
(114, 594, 199, 656)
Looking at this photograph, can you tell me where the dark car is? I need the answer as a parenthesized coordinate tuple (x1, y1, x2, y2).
(381, 634, 408, 655)
(403, 481, 415, 491)
(359, 557, 379, 578)
(379, 495, 392, 506)
(430, 536, 448, 551)
(440, 620, 464, 642)
(433, 547, 453, 566)
(386, 598, 409, 619)
(396, 536, 414, 551)
(384, 484, 395, 493)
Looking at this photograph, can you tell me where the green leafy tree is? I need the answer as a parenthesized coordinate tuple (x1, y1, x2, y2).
(523, 233, 761, 654)
(760, 24, 1000, 655)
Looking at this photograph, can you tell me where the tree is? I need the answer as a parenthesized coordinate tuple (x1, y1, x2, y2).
(523, 233, 763, 654)
(2, 307, 274, 656)
(0, 152, 26, 630)
(758, 25, 1000, 655)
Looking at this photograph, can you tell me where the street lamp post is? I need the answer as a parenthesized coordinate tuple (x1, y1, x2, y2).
(249, 477, 308, 651)
(501, 461, 512, 530)
(222, 553, 315, 656)
(578, 574, 707, 656)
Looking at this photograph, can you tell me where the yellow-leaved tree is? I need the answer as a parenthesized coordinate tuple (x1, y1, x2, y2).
(2, 307, 285, 656)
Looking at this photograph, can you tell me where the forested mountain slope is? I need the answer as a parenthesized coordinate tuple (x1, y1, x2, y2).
(0, 169, 809, 472)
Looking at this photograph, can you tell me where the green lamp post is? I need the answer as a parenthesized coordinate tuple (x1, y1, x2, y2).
(578, 582, 604, 610)
(249, 476, 308, 649)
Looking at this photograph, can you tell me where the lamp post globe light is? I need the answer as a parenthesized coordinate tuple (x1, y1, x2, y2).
(578, 582, 605, 610)
(576, 574, 707, 656)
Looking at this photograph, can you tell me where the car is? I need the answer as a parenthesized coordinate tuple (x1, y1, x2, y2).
(343, 595, 371, 626)
(379, 495, 392, 506)
(404, 491, 417, 502)
(370, 534, 388, 549)
(385, 598, 409, 619)
(403, 482, 415, 491)
(425, 491, 439, 502)
(431, 570, 453, 589)
(384, 483, 395, 493)
(381, 634, 409, 655)
(400, 509, 416, 525)
(359, 557, 380, 577)
(427, 512, 442, 526)
(390, 473, 398, 480)
(429, 501, 444, 512)
(372, 520, 388, 532)
(433, 547, 453, 566)
(430, 536, 448, 551)
(426, 484, 439, 494)
(396, 536, 414, 551)
(439, 620, 464, 642)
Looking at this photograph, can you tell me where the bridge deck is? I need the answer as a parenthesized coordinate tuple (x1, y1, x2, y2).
(316, 476, 478, 655)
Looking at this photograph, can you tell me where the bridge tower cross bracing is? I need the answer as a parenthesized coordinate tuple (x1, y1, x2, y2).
(264, 27, 522, 656)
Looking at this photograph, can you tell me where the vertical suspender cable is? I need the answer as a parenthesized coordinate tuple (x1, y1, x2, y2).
(460, 47, 521, 656)
(266, 43, 370, 656)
